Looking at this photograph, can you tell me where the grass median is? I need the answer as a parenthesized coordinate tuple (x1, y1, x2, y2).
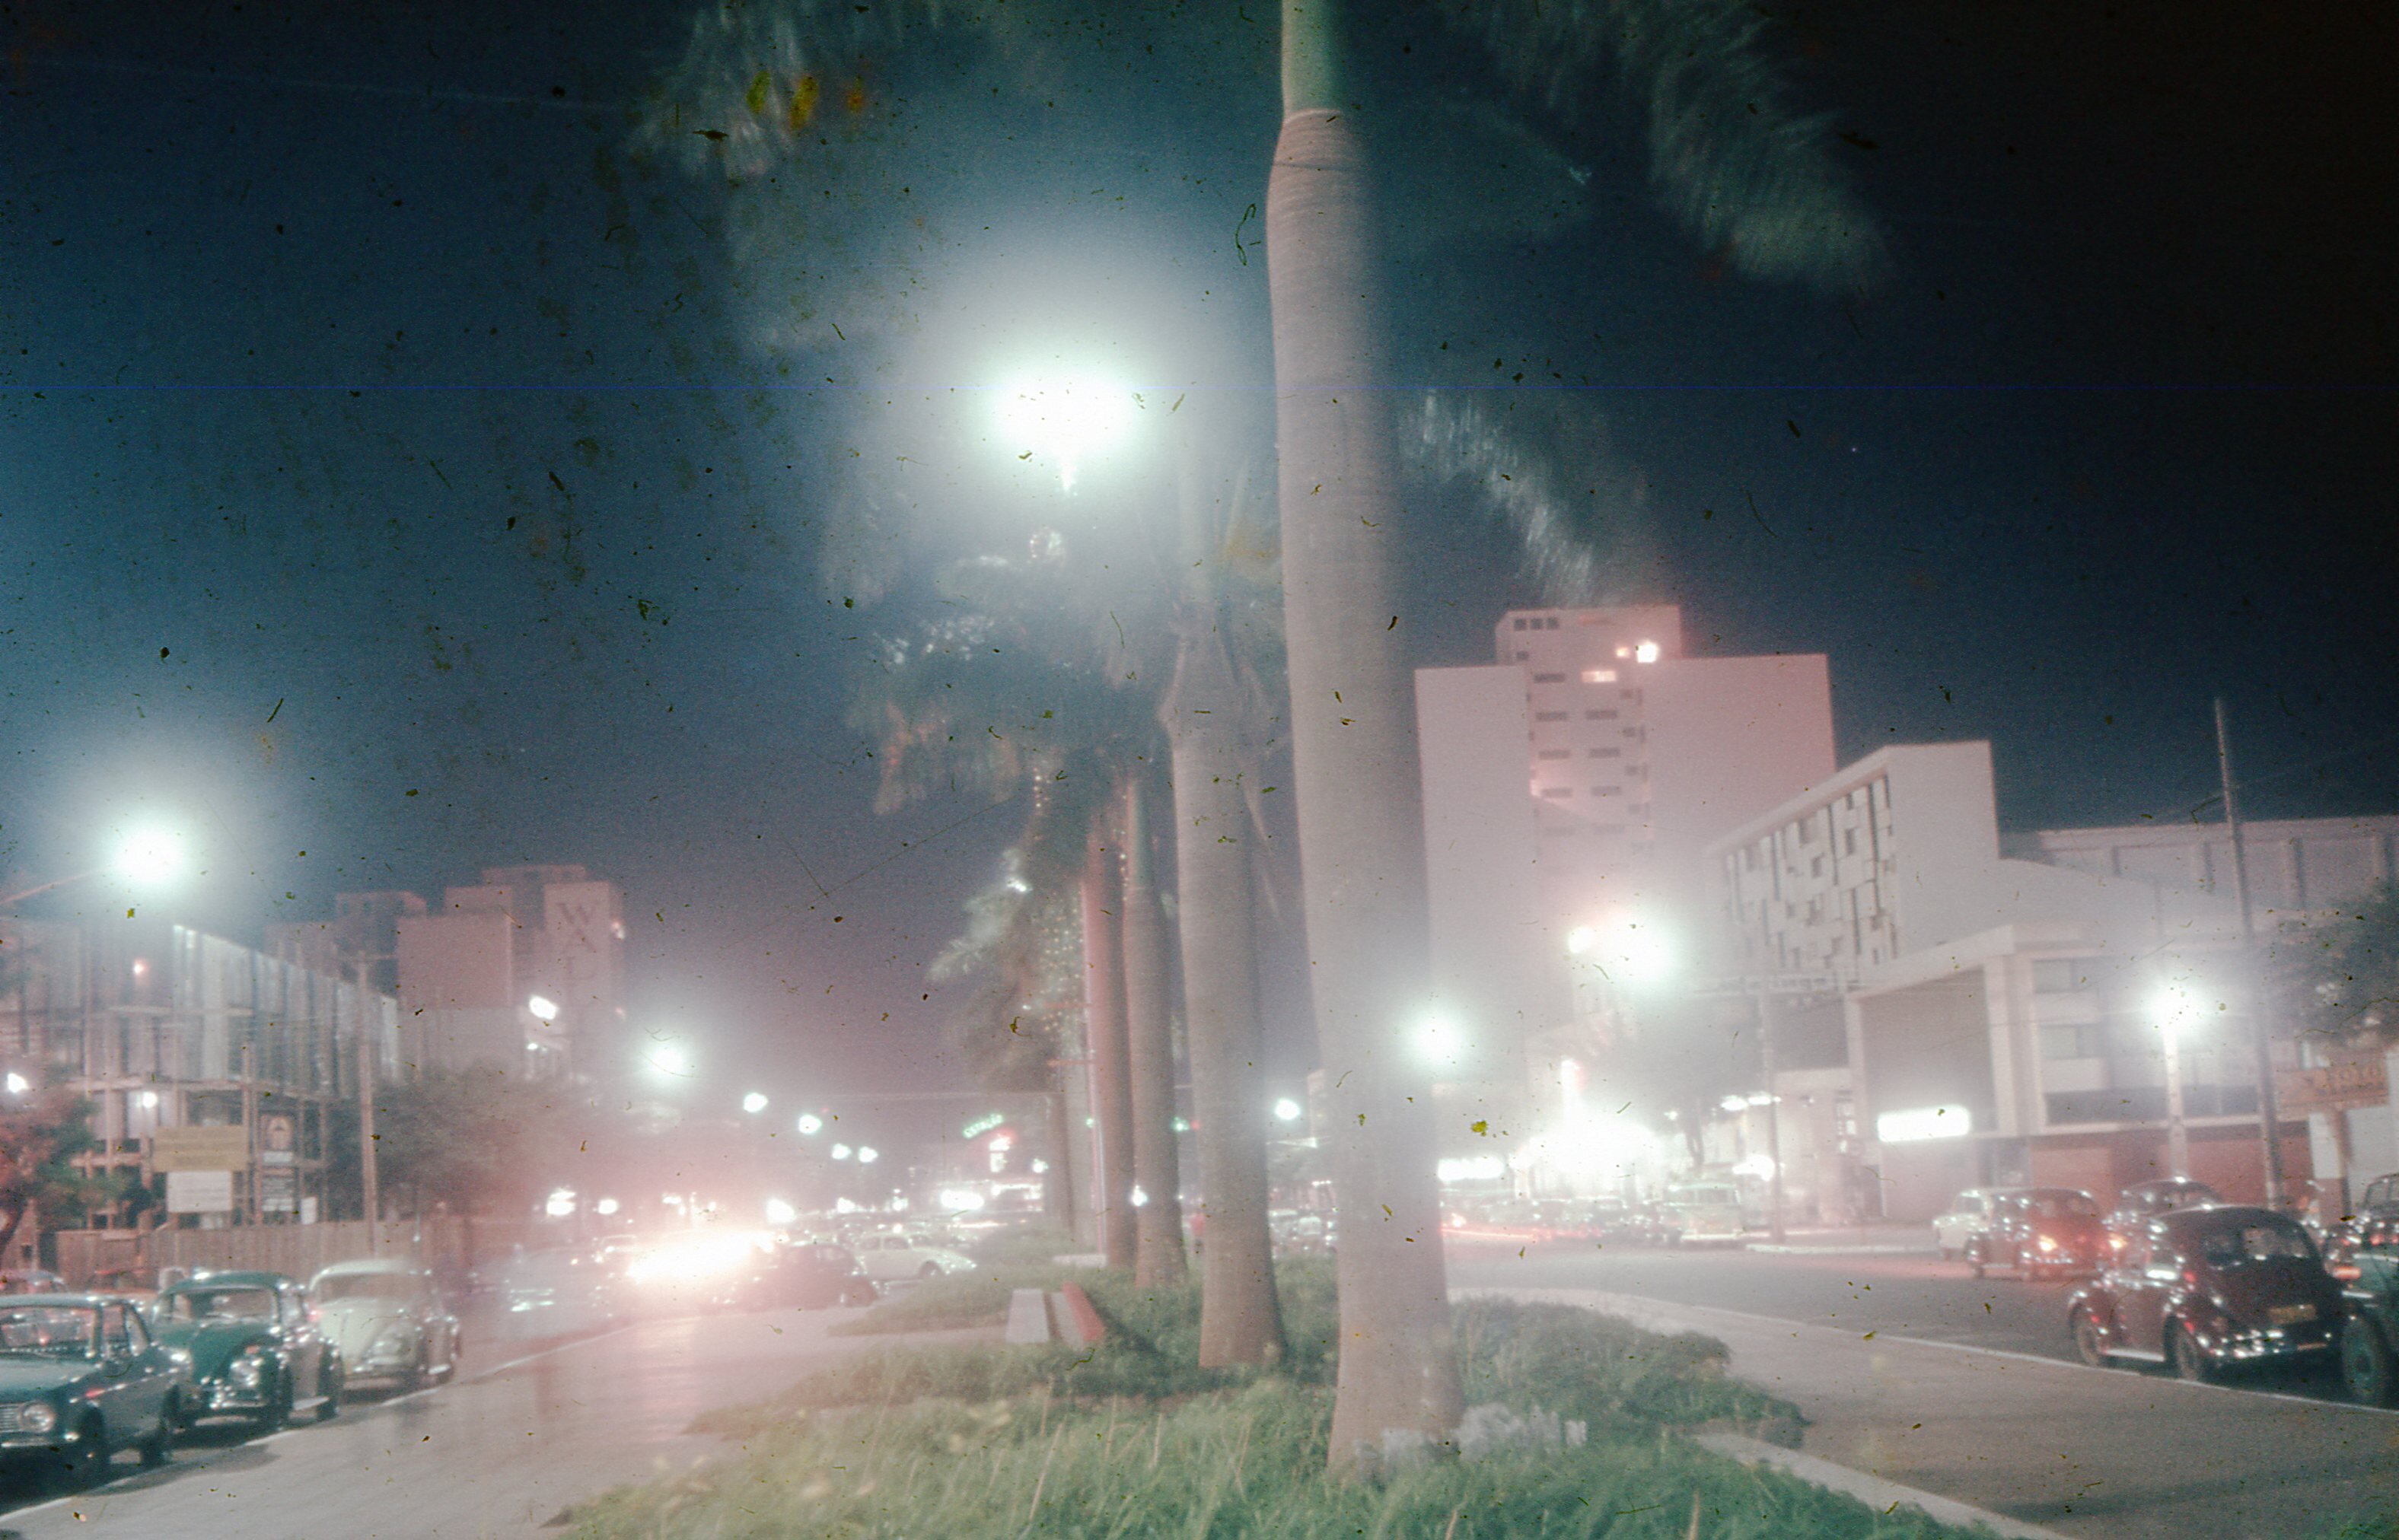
(562, 1262, 1996, 1539)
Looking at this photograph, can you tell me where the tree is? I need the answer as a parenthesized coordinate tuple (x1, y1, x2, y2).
(374, 1068, 568, 1259)
(2274, 881, 2399, 1049)
(0, 1075, 119, 1263)
(649, 0, 1878, 1459)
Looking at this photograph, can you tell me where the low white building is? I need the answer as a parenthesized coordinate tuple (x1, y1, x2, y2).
(1706, 742, 2399, 1220)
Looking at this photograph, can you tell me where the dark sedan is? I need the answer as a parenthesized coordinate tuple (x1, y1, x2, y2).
(2067, 1205, 2342, 1382)
(1966, 1188, 2106, 1279)
(2334, 1206, 2399, 1404)
(0, 1296, 185, 1488)
(151, 1271, 340, 1430)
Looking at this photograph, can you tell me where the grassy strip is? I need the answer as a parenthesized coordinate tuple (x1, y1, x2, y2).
(826, 1264, 1077, 1336)
(575, 1381, 1984, 1539)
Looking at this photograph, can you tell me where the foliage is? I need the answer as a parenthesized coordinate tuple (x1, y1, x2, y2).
(373, 1067, 572, 1227)
(963, 1225, 1083, 1267)
(2273, 880, 2399, 1049)
(572, 1299, 1953, 1540)
(0, 1072, 123, 1254)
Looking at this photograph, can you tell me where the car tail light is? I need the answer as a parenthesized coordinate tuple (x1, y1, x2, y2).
(2329, 1262, 2362, 1281)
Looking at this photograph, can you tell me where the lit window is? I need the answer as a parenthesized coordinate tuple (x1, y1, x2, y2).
(1614, 646, 1631, 659)
(1582, 669, 1617, 684)
(1634, 640, 1661, 663)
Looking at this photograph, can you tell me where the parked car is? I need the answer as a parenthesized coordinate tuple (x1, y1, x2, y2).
(2324, 1170, 2399, 1271)
(0, 1295, 186, 1487)
(1658, 1178, 1744, 1246)
(2104, 1179, 2223, 1236)
(1965, 1188, 2105, 1279)
(150, 1271, 339, 1430)
(2066, 1204, 2342, 1381)
(309, 1258, 462, 1393)
(1930, 1189, 1999, 1261)
(496, 1246, 625, 1338)
(759, 1242, 879, 1309)
(852, 1231, 979, 1284)
(0, 1270, 69, 1298)
(2333, 1204, 2399, 1404)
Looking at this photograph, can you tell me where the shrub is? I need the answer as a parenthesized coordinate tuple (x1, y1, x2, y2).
(827, 1263, 1075, 1335)
(579, 1377, 1983, 1540)
(962, 1224, 1082, 1267)
(1455, 1297, 1799, 1433)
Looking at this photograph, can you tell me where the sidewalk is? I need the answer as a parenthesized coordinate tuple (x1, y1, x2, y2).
(1467, 1285, 2399, 1538)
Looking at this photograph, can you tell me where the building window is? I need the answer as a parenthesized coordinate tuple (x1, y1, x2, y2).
(1811, 854, 1825, 877)
(1588, 708, 1619, 721)
(1590, 747, 1622, 759)
(1515, 651, 1531, 661)
(1547, 617, 1561, 629)
(1534, 710, 1569, 722)
(1512, 619, 1528, 631)
(1582, 669, 1617, 684)
(1844, 829, 1859, 854)
(1531, 672, 1566, 683)
(1540, 787, 1574, 799)
(1594, 785, 1622, 797)
(1536, 749, 1571, 761)
(2032, 958, 2087, 994)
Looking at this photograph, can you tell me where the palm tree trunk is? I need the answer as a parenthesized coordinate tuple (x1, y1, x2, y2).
(1082, 830, 1137, 1270)
(1167, 452, 1283, 1362)
(1120, 770, 1187, 1287)
(1269, 0, 1463, 1467)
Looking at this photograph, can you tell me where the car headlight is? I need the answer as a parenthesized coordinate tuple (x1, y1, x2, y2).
(371, 1326, 415, 1355)
(231, 1348, 268, 1386)
(2037, 1234, 2059, 1254)
(15, 1402, 57, 1434)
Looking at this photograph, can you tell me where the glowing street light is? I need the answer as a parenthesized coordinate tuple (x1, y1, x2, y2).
(3, 822, 193, 910)
(2151, 978, 2212, 1179)
(1416, 1012, 1469, 1071)
(527, 995, 559, 1023)
(642, 1042, 692, 1080)
(994, 371, 1140, 492)
(830, 1143, 854, 1161)
(856, 1146, 879, 1166)
(795, 1112, 824, 1136)
(741, 1091, 769, 1115)
(1272, 1097, 1304, 1124)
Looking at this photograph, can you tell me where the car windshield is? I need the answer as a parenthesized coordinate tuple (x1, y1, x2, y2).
(165, 1288, 278, 1322)
(2019, 1195, 2098, 1219)
(317, 1274, 427, 1304)
(0, 1306, 97, 1357)
(2198, 1223, 2317, 1267)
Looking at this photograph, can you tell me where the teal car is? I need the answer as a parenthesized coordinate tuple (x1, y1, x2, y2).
(151, 1271, 341, 1430)
(0, 1295, 186, 1488)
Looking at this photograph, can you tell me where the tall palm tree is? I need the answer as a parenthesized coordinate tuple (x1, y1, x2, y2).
(653, 0, 1879, 1459)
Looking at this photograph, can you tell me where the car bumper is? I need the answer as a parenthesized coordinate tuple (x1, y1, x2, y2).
(2213, 1324, 2337, 1363)
(0, 1427, 81, 1455)
(195, 1377, 279, 1414)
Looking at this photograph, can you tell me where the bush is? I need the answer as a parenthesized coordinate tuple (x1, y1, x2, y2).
(577, 1378, 1983, 1540)
(1455, 1297, 1798, 1433)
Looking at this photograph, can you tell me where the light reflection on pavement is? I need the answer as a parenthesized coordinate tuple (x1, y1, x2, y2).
(0, 1306, 993, 1539)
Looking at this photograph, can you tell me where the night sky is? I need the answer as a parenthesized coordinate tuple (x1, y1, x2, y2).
(2, 1, 2391, 1146)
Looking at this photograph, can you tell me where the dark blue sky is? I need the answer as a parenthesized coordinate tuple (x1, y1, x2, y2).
(2, 0, 2391, 1131)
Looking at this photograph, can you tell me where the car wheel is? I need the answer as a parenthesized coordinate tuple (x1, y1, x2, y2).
(842, 1281, 876, 1307)
(1967, 1242, 1986, 1281)
(918, 1262, 939, 1280)
(257, 1373, 294, 1432)
(2071, 1309, 2111, 1367)
(2172, 1320, 2219, 1384)
(139, 1408, 174, 1468)
(2342, 1316, 2398, 1406)
(317, 1362, 343, 1422)
(53, 1418, 106, 1491)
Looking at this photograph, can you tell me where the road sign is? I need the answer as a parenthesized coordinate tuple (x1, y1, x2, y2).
(259, 1167, 299, 1214)
(2276, 1052, 2388, 1117)
(151, 1125, 250, 1172)
(165, 1169, 234, 1214)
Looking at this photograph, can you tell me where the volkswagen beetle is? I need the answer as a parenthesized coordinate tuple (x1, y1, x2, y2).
(150, 1271, 340, 1430)
(308, 1258, 461, 1393)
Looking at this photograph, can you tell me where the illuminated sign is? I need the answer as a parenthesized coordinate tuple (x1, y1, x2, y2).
(1875, 1105, 1972, 1144)
(962, 1112, 1005, 1139)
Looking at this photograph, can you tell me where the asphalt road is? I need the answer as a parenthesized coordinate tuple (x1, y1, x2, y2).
(0, 1301, 986, 1539)
(1450, 1235, 2399, 1536)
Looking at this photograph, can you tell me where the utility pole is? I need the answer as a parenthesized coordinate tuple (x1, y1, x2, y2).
(2215, 697, 2286, 1208)
(1758, 988, 1786, 1246)
(355, 960, 381, 1254)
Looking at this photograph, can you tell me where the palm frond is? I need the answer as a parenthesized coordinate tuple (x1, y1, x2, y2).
(1403, 390, 1660, 608)
(1432, 0, 1888, 290)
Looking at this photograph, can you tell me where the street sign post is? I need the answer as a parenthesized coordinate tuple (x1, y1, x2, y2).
(151, 1125, 250, 1172)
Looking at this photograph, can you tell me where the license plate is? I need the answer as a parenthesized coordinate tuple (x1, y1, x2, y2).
(2267, 1303, 2317, 1325)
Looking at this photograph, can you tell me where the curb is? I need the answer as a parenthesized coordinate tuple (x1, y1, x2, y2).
(1696, 1433, 2077, 1540)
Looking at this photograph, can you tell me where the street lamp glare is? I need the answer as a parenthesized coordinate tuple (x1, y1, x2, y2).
(111, 827, 186, 887)
(741, 1091, 769, 1115)
(795, 1112, 824, 1136)
(1272, 1097, 1303, 1124)
(527, 994, 559, 1023)
(996, 372, 1138, 492)
(857, 1146, 879, 1165)
(645, 1043, 691, 1079)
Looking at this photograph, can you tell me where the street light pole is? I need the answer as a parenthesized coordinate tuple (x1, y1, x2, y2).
(2162, 1013, 2190, 1180)
(1757, 988, 1786, 1246)
(354, 959, 381, 1254)
(2214, 698, 2286, 1208)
